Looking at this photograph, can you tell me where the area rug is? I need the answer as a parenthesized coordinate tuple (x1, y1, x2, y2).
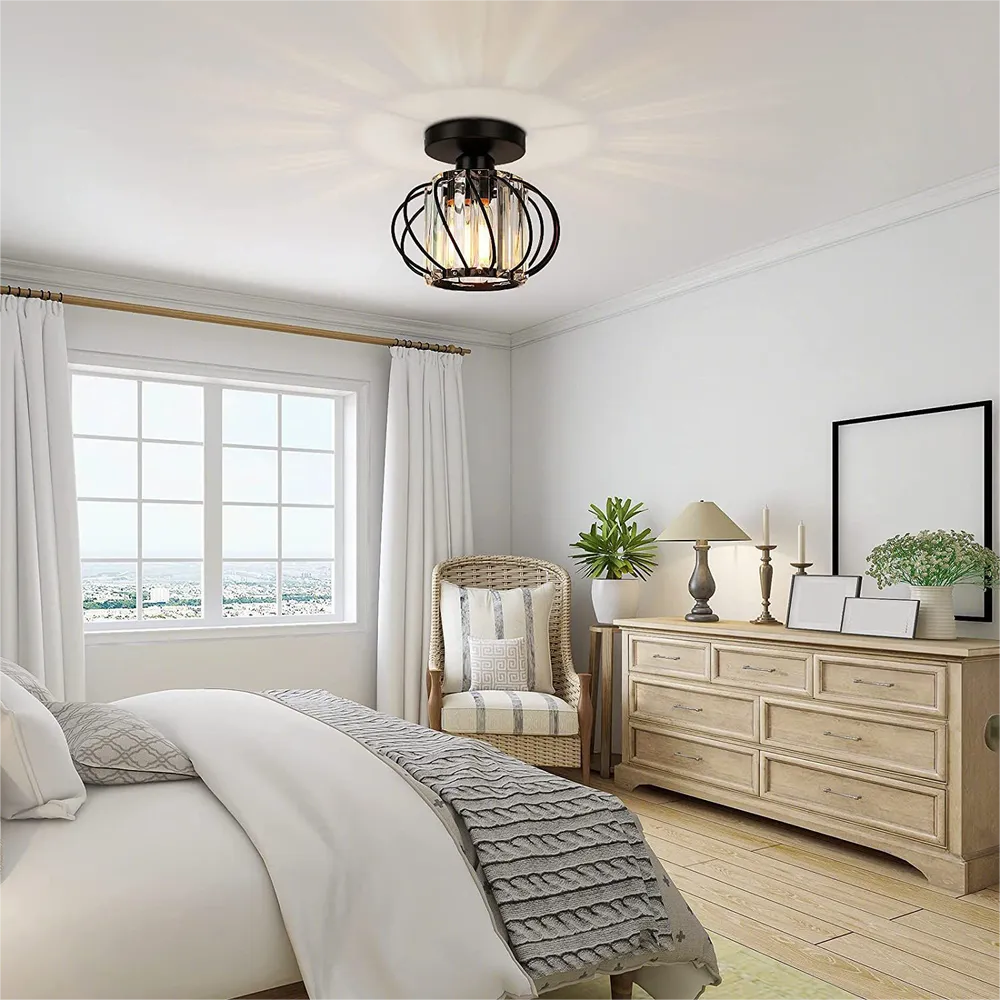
(543, 935, 856, 999)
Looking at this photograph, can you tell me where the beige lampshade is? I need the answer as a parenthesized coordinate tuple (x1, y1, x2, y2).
(657, 500, 751, 543)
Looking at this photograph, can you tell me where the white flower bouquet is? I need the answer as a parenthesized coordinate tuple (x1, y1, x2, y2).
(866, 529, 999, 589)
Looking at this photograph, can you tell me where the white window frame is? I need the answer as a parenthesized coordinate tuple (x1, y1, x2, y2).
(70, 350, 369, 643)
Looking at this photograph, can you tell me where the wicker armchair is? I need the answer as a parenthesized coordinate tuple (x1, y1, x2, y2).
(427, 555, 592, 782)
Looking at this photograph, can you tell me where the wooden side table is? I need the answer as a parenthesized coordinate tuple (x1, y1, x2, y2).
(588, 624, 619, 779)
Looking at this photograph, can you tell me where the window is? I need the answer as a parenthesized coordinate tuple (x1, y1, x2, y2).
(73, 368, 355, 630)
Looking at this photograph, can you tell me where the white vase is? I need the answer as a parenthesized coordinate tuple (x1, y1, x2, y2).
(911, 586, 957, 640)
(591, 578, 641, 625)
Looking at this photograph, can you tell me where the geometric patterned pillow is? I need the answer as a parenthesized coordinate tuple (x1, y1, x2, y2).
(469, 636, 529, 692)
(48, 702, 197, 785)
(1, 656, 54, 704)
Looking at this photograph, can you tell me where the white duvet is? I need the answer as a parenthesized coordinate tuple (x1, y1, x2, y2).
(122, 689, 535, 1000)
(2, 688, 717, 1000)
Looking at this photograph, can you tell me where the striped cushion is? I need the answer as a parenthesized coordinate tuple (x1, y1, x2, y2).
(440, 581, 556, 695)
(441, 690, 578, 737)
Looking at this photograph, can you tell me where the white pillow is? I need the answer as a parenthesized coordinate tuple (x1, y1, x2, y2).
(440, 581, 556, 694)
(1, 674, 86, 820)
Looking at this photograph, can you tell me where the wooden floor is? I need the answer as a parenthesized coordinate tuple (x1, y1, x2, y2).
(588, 774, 1000, 1000)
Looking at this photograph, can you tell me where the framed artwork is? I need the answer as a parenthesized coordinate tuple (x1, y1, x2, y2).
(841, 597, 919, 639)
(786, 574, 862, 632)
(832, 400, 993, 622)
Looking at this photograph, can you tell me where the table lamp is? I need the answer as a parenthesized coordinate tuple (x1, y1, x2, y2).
(658, 500, 750, 622)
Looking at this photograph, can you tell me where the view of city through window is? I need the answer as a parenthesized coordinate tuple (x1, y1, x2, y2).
(74, 372, 340, 626)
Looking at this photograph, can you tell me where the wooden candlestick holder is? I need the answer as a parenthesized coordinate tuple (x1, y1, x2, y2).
(751, 544, 782, 625)
(790, 562, 813, 575)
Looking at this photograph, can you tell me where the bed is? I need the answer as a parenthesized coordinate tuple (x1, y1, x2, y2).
(1, 688, 720, 999)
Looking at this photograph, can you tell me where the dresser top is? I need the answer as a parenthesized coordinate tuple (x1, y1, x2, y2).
(613, 617, 1000, 658)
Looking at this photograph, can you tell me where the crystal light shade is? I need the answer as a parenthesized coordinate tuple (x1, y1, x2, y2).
(391, 118, 560, 291)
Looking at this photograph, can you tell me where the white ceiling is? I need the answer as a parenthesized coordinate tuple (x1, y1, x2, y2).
(2, 1, 997, 336)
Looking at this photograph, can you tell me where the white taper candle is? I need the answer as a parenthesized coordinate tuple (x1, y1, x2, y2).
(797, 521, 806, 563)
(762, 506, 770, 546)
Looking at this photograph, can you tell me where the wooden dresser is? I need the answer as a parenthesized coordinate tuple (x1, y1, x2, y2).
(614, 617, 999, 892)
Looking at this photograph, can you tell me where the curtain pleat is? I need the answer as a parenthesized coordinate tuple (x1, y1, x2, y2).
(377, 347, 473, 723)
(0, 296, 85, 700)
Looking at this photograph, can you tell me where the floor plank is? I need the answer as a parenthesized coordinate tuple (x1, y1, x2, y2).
(643, 832, 714, 868)
(759, 845, 1000, 930)
(822, 934, 997, 1000)
(668, 865, 850, 944)
(960, 885, 1000, 910)
(893, 908, 1000, 959)
(682, 896, 944, 1000)
(687, 846, 916, 919)
(610, 787, 780, 852)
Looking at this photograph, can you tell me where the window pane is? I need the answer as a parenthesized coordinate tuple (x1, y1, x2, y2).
(282, 562, 333, 616)
(143, 382, 203, 442)
(79, 501, 137, 558)
(72, 375, 137, 437)
(223, 562, 277, 617)
(282, 507, 333, 558)
(142, 562, 202, 619)
(82, 562, 137, 622)
(223, 390, 277, 446)
(223, 447, 277, 503)
(282, 394, 334, 450)
(142, 502, 203, 558)
(142, 443, 203, 501)
(282, 451, 334, 505)
(75, 439, 137, 499)
(223, 505, 277, 558)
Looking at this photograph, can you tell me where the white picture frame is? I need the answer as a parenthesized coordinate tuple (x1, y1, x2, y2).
(841, 597, 920, 639)
(786, 575, 862, 632)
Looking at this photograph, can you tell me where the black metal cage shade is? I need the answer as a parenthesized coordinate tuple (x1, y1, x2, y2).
(390, 118, 560, 291)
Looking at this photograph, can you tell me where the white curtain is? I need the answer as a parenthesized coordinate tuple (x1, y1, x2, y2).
(0, 296, 85, 701)
(377, 347, 473, 723)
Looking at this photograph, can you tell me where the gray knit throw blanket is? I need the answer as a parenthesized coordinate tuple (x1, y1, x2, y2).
(264, 689, 673, 980)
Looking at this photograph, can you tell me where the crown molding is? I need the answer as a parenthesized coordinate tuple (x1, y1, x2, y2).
(0, 259, 511, 350)
(510, 167, 1000, 349)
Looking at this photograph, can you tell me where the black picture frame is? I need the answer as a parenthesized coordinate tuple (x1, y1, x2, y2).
(832, 400, 993, 623)
(786, 574, 863, 632)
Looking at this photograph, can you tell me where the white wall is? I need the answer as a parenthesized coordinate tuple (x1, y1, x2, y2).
(511, 196, 1000, 744)
(65, 307, 511, 703)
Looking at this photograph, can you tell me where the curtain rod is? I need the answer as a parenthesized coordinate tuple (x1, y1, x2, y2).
(0, 284, 472, 356)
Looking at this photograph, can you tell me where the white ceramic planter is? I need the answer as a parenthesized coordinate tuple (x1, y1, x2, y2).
(591, 578, 641, 624)
(911, 586, 957, 640)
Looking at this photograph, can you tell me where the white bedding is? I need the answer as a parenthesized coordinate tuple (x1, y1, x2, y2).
(1, 688, 717, 1000)
(0, 779, 300, 999)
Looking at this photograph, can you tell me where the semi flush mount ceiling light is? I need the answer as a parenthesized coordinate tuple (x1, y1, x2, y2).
(391, 117, 560, 291)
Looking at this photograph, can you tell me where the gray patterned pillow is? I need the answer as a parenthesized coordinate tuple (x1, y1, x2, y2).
(1, 657, 54, 704)
(469, 636, 529, 691)
(49, 702, 197, 785)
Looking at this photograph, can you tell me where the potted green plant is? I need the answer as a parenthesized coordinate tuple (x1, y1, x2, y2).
(570, 497, 658, 624)
(866, 529, 999, 639)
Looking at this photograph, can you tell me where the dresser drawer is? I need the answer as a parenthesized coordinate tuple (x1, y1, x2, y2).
(712, 643, 811, 694)
(761, 699, 946, 780)
(761, 753, 946, 845)
(630, 635, 711, 680)
(630, 677, 757, 741)
(813, 654, 947, 717)
(631, 726, 758, 794)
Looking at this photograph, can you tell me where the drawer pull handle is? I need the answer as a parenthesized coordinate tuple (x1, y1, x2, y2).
(674, 752, 703, 761)
(672, 704, 703, 712)
(653, 654, 682, 661)
(742, 665, 777, 673)
(853, 679, 895, 688)
(823, 787, 862, 801)
(823, 730, 862, 742)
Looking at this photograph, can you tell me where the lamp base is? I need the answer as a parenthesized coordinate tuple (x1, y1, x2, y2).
(686, 603, 719, 623)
